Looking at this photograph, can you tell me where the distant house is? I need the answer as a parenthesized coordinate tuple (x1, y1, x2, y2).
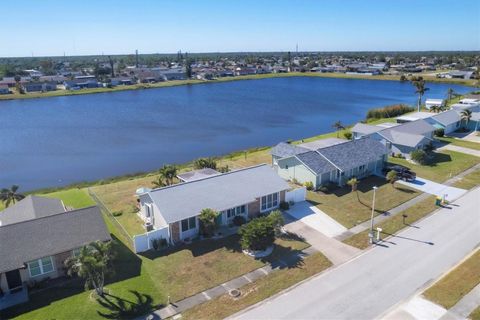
(109, 77, 134, 86)
(447, 70, 474, 79)
(0, 77, 31, 88)
(426, 110, 462, 134)
(271, 137, 388, 189)
(425, 99, 444, 110)
(0, 85, 10, 94)
(0, 196, 110, 310)
(137, 164, 290, 244)
(352, 119, 436, 158)
(23, 82, 57, 93)
(62, 78, 99, 90)
(158, 67, 186, 81)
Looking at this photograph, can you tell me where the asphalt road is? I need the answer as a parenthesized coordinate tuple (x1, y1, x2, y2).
(232, 187, 480, 320)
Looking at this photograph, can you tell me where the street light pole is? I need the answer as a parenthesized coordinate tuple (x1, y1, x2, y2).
(369, 186, 378, 244)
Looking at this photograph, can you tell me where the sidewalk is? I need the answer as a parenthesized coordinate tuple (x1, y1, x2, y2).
(136, 245, 317, 320)
(441, 284, 480, 320)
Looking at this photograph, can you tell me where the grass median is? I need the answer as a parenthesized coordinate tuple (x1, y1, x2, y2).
(452, 168, 480, 189)
(423, 249, 480, 309)
(342, 195, 437, 249)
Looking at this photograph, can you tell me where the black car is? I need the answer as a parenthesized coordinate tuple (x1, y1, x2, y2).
(383, 165, 416, 182)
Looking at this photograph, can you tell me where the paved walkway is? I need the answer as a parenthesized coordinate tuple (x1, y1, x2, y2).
(136, 244, 317, 320)
(285, 201, 347, 237)
(439, 144, 480, 157)
(283, 214, 361, 265)
(441, 283, 480, 320)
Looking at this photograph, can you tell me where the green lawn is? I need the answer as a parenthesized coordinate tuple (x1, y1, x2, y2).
(343, 196, 437, 249)
(307, 176, 420, 229)
(470, 306, 480, 320)
(438, 136, 480, 151)
(423, 249, 480, 309)
(182, 252, 332, 320)
(389, 151, 480, 183)
(43, 188, 96, 208)
(453, 168, 480, 189)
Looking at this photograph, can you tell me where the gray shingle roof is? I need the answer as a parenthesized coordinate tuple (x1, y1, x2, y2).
(296, 151, 337, 174)
(317, 138, 388, 172)
(431, 110, 461, 126)
(378, 130, 428, 148)
(0, 206, 111, 273)
(147, 164, 290, 224)
(270, 142, 309, 158)
(0, 195, 66, 226)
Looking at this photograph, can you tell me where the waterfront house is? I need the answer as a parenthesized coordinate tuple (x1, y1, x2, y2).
(62, 78, 99, 90)
(271, 137, 388, 189)
(0, 196, 110, 310)
(0, 85, 10, 94)
(425, 99, 444, 110)
(426, 110, 462, 134)
(137, 164, 290, 244)
(23, 82, 57, 93)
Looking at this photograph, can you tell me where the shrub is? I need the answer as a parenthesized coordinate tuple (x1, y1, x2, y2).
(239, 212, 284, 251)
(279, 201, 290, 210)
(218, 165, 230, 173)
(343, 131, 353, 140)
(193, 157, 217, 170)
(347, 177, 358, 191)
(396, 153, 404, 158)
(318, 185, 329, 193)
(400, 74, 407, 82)
(151, 238, 167, 250)
(386, 170, 398, 186)
(366, 104, 414, 120)
(304, 181, 314, 190)
(198, 208, 219, 237)
(233, 215, 246, 226)
(112, 211, 123, 217)
(434, 128, 445, 137)
(410, 149, 428, 165)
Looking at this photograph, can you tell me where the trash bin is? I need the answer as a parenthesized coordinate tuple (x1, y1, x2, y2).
(435, 197, 442, 206)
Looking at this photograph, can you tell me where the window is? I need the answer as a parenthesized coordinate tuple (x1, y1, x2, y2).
(261, 193, 279, 211)
(181, 217, 197, 232)
(226, 205, 246, 218)
(28, 256, 54, 277)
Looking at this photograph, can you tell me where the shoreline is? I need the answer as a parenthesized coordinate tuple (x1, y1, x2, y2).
(0, 72, 478, 101)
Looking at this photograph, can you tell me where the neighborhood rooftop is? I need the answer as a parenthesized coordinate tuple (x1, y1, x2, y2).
(146, 164, 290, 224)
(0, 206, 111, 273)
(0, 195, 66, 226)
(177, 168, 220, 182)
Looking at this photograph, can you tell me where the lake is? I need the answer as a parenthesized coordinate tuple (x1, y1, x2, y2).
(0, 77, 472, 191)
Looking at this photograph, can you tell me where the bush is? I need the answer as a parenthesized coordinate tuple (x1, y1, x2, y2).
(366, 104, 414, 120)
(318, 185, 329, 193)
(279, 201, 290, 210)
(410, 149, 428, 165)
(239, 212, 284, 251)
(304, 181, 314, 190)
(193, 157, 217, 170)
(343, 131, 353, 140)
(112, 211, 123, 217)
(151, 238, 167, 250)
(396, 153, 404, 158)
(233, 215, 246, 226)
(198, 208, 219, 237)
(434, 128, 445, 137)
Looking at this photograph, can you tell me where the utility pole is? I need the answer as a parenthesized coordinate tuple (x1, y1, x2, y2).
(369, 186, 378, 244)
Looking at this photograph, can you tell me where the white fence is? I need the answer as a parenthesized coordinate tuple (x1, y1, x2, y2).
(133, 227, 169, 253)
(285, 187, 306, 203)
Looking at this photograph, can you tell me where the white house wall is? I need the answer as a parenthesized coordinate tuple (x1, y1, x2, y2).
(276, 157, 318, 187)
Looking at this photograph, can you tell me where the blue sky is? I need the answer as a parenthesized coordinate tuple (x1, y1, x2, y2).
(2, 0, 479, 57)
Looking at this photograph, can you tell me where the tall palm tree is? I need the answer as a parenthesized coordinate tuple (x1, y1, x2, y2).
(447, 88, 455, 102)
(65, 241, 114, 297)
(159, 165, 177, 186)
(332, 121, 345, 138)
(461, 110, 472, 128)
(430, 105, 439, 113)
(411, 77, 429, 112)
(0, 185, 25, 207)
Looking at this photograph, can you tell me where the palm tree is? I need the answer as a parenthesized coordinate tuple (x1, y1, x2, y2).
(386, 170, 399, 188)
(430, 105, 439, 113)
(151, 176, 165, 188)
(158, 165, 177, 186)
(332, 121, 345, 138)
(65, 241, 114, 297)
(447, 88, 455, 102)
(461, 110, 472, 128)
(411, 77, 430, 112)
(0, 185, 25, 207)
(347, 177, 360, 201)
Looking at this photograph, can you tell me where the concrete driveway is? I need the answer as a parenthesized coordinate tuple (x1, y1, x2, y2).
(438, 144, 480, 157)
(397, 177, 467, 201)
(285, 201, 347, 238)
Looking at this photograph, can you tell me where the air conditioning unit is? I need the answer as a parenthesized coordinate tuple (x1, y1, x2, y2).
(145, 218, 153, 231)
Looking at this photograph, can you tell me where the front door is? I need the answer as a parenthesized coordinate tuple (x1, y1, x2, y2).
(5, 269, 22, 291)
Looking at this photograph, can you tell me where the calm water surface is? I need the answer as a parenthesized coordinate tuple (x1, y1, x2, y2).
(0, 77, 472, 190)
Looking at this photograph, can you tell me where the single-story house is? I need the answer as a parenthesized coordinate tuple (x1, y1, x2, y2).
(0, 85, 10, 94)
(137, 164, 290, 244)
(23, 82, 57, 93)
(271, 137, 388, 189)
(352, 119, 436, 158)
(63, 79, 99, 90)
(426, 110, 462, 134)
(177, 168, 220, 182)
(0, 196, 110, 310)
(396, 112, 434, 123)
(109, 77, 134, 86)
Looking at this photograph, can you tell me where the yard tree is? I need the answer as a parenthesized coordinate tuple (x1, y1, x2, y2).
(268, 210, 285, 236)
(239, 215, 275, 251)
(410, 149, 428, 165)
(193, 157, 217, 170)
(0, 185, 25, 207)
(198, 208, 219, 237)
(332, 121, 345, 138)
(158, 165, 177, 186)
(386, 170, 399, 188)
(347, 177, 361, 201)
(461, 110, 472, 128)
(65, 241, 115, 297)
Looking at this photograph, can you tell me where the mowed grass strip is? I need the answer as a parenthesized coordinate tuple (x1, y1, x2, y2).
(389, 151, 480, 183)
(307, 176, 420, 229)
(342, 195, 437, 249)
(181, 252, 332, 320)
(452, 168, 480, 189)
(423, 249, 480, 309)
